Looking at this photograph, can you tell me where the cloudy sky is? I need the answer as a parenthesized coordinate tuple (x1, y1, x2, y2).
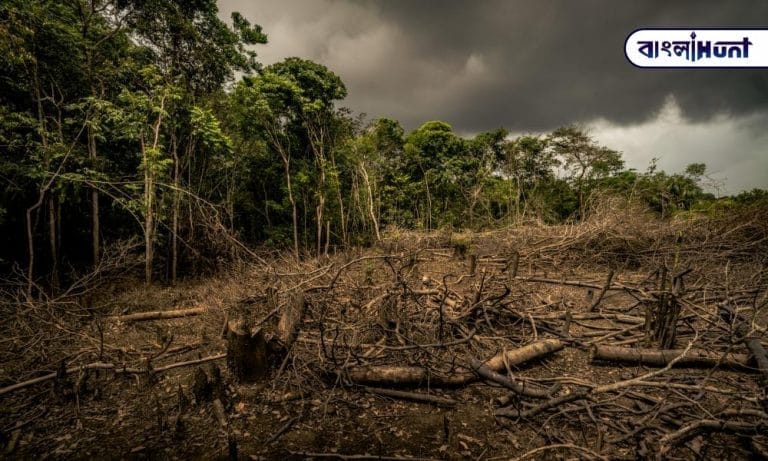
(218, 0, 768, 194)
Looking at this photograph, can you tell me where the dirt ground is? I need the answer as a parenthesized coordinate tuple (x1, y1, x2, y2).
(2, 207, 767, 460)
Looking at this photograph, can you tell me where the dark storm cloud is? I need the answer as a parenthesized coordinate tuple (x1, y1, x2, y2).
(365, 0, 768, 130)
(218, 0, 768, 132)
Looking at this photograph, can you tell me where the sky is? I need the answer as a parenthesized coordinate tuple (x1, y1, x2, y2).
(217, 0, 768, 194)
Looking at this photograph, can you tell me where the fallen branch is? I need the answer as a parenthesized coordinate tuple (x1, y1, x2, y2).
(468, 358, 551, 398)
(108, 307, 207, 322)
(361, 386, 457, 407)
(264, 416, 298, 445)
(514, 275, 636, 292)
(589, 270, 614, 312)
(495, 388, 590, 419)
(342, 365, 469, 387)
(659, 419, 766, 456)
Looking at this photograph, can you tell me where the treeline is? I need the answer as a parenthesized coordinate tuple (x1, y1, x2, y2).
(1, 1, 765, 289)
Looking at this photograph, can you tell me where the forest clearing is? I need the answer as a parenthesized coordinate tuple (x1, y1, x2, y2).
(2, 203, 766, 460)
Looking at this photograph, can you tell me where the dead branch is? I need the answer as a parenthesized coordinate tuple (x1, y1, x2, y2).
(361, 386, 457, 407)
(495, 388, 590, 419)
(659, 419, 767, 456)
(108, 307, 206, 322)
(468, 358, 551, 398)
(588, 270, 614, 312)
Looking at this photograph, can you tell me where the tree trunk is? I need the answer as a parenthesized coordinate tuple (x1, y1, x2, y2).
(47, 193, 59, 290)
(360, 163, 381, 241)
(142, 137, 154, 285)
(330, 151, 348, 247)
(87, 126, 100, 267)
(143, 99, 165, 285)
(170, 136, 180, 285)
(281, 153, 299, 260)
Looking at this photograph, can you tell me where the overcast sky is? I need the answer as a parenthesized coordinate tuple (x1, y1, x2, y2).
(218, 0, 768, 194)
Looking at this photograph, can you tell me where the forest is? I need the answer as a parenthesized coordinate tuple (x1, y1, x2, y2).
(1, 1, 767, 460)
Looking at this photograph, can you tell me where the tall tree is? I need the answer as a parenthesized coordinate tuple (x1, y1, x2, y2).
(549, 125, 623, 218)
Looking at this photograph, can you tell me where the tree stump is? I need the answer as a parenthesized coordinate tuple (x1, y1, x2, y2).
(225, 319, 267, 383)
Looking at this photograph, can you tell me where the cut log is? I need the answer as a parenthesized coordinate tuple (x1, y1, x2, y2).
(592, 345, 753, 371)
(109, 307, 206, 322)
(343, 339, 563, 387)
(278, 291, 306, 349)
(482, 339, 564, 370)
(226, 320, 267, 383)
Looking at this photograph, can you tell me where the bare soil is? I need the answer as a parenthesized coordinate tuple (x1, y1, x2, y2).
(2, 206, 767, 460)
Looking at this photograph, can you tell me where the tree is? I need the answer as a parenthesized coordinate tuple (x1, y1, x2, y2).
(549, 125, 624, 218)
(503, 135, 557, 221)
(463, 128, 507, 227)
(230, 72, 303, 258)
(111, 66, 180, 284)
(402, 121, 466, 229)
